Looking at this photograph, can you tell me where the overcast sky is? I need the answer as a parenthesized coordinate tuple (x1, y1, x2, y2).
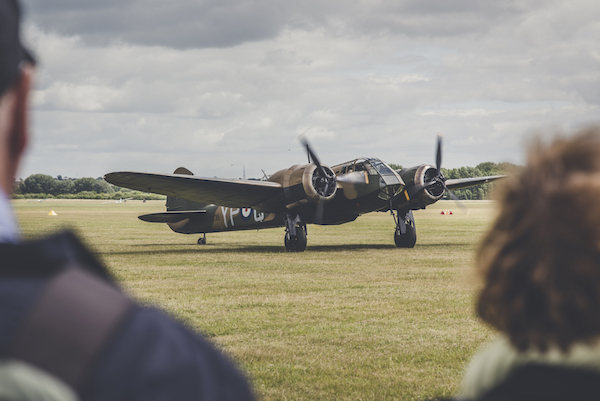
(17, 0, 600, 179)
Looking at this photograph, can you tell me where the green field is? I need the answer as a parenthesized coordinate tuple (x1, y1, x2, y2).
(14, 199, 497, 400)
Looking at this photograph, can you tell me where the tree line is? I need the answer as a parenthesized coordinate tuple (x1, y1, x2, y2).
(14, 162, 520, 201)
(441, 161, 520, 200)
(13, 174, 165, 200)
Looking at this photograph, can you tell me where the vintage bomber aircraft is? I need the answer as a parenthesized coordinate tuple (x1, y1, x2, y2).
(104, 137, 504, 251)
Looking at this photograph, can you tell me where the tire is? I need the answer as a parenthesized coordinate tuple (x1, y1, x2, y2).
(394, 226, 416, 248)
(284, 226, 307, 252)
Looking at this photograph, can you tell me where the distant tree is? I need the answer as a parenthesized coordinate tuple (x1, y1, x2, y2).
(54, 179, 74, 194)
(12, 179, 22, 195)
(388, 163, 403, 170)
(14, 174, 158, 199)
(476, 162, 498, 175)
(73, 177, 114, 194)
(21, 174, 56, 194)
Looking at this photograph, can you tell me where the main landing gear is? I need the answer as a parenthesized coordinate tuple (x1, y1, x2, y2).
(197, 233, 206, 245)
(393, 209, 416, 248)
(283, 212, 307, 252)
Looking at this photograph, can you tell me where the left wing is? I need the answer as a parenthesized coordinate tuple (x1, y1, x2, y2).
(445, 175, 505, 191)
(104, 172, 283, 208)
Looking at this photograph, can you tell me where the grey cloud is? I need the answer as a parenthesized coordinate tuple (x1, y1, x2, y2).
(23, 0, 289, 48)
(23, 0, 529, 49)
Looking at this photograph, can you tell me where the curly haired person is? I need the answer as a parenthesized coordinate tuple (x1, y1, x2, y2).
(461, 127, 600, 400)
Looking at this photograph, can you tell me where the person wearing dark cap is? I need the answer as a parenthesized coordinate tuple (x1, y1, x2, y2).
(0, 1, 255, 400)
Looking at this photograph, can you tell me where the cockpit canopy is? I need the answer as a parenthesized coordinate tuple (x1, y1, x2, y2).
(334, 158, 398, 177)
(333, 158, 404, 201)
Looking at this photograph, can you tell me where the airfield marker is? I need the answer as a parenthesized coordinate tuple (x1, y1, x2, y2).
(48, 210, 58, 216)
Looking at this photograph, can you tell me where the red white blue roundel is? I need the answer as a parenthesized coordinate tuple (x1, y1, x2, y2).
(241, 207, 252, 221)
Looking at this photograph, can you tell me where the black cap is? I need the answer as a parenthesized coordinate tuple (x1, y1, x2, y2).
(0, 0, 35, 96)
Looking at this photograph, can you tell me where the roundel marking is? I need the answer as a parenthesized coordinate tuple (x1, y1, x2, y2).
(241, 207, 252, 220)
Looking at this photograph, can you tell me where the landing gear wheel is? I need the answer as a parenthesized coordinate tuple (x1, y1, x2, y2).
(284, 227, 307, 252)
(394, 225, 416, 248)
(197, 235, 206, 245)
(393, 209, 416, 248)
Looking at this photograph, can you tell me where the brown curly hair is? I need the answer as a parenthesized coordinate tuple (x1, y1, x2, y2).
(476, 127, 600, 352)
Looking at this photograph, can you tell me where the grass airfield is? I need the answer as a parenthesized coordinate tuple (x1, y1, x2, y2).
(14, 199, 498, 400)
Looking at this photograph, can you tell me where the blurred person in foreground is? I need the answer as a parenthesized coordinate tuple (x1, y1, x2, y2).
(460, 127, 600, 400)
(0, 0, 255, 400)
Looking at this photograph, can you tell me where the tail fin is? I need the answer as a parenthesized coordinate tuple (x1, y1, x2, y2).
(173, 167, 194, 175)
(166, 167, 209, 211)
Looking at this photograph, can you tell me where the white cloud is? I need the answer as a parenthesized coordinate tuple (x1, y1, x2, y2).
(35, 82, 123, 111)
(16, 0, 600, 179)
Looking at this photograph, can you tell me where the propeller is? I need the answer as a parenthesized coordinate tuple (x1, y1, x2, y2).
(299, 136, 337, 223)
(405, 136, 464, 209)
(428, 135, 466, 211)
(407, 135, 445, 195)
(300, 136, 337, 198)
(303, 137, 335, 181)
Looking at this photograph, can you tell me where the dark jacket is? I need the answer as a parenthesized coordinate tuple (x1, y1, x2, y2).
(476, 363, 600, 401)
(0, 231, 255, 401)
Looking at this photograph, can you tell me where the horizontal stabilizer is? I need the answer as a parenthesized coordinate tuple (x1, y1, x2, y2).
(138, 210, 207, 223)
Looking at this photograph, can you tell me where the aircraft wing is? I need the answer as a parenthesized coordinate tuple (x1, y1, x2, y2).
(445, 175, 506, 191)
(104, 172, 283, 208)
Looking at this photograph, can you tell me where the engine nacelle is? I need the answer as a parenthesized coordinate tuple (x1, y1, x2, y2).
(269, 163, 337, 206)
(399, 164, 445, 207)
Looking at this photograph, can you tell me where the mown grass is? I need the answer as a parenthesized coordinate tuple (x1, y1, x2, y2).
(14, 199, 498, 400)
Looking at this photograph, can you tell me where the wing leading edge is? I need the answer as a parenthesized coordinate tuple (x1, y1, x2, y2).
(104, 172, 283, 209)
(445, 175, 506, 191)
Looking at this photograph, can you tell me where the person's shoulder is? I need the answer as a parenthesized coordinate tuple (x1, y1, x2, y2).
(0, 232, 255, 400)
(0, 230, 112, 279)
(0, 360, 78, 401)
(460, 336, 520, 400)
(90, 305, 255, 401)
(480, 362, 600, 401)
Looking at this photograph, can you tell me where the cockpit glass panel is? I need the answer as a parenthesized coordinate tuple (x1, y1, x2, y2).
(367, 158, 395, 175)
(352, 159, 377, 175)
(363, 162, 378, 175)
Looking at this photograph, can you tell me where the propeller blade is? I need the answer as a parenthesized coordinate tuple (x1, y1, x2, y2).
(436, 135, 442, 175)
(314, 199, 325, 224)
(444, 185, 468, 213)
(314, 166, 332, 224)
(300, 136, 329, 179)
